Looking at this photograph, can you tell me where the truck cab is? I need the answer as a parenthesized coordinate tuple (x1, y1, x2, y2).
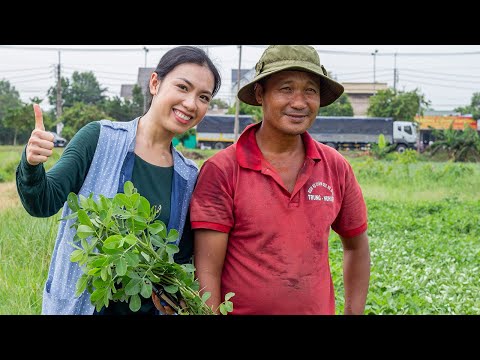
(393, 121, 418, 152)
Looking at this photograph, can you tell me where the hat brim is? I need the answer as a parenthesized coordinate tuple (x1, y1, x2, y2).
(237, 65, 344, 108)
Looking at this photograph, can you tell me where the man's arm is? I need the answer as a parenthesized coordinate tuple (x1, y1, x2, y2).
(193, 229, 229, 314)
(340, 230, 370, 315)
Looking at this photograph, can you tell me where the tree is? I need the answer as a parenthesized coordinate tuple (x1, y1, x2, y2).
(454, 92, 480, 120)
(227, 101, 263, 122)
(318, 93, 354, 116)
(427, 125, 480, 162)
(48, 71, 107, 113)
(59, 102, 111, 140)
(0, 79, 23, 121)
(368, 88, 430, 121)
(101, 85, 145, 122)
(3, 98, 54, 145)
(209, 98, 229, 110)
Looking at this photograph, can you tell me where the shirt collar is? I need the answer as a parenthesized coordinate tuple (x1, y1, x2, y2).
(236, 122, 321, 170)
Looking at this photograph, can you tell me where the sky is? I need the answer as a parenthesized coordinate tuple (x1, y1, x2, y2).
(1, 45, 480, 112)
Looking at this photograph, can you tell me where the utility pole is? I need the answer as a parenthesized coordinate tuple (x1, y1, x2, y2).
(56, 51, 63, 135)
(393, 52, 398, 92)
(233, 45, 242, 142)
(143, 46, 149, 67)
(371, 49, 378, 92)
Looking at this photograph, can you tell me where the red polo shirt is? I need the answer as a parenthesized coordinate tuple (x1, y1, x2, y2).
(190, 123, 367, 315)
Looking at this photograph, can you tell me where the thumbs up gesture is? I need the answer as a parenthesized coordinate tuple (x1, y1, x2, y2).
(26, 104, 55, 166)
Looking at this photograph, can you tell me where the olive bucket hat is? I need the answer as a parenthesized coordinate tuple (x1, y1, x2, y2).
(237, 45, 344, 107)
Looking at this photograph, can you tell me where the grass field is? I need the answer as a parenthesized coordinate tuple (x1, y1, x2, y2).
(1, 145, 479, 314)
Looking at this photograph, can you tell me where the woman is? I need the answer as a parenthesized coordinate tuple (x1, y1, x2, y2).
(16, 46, 221, 315)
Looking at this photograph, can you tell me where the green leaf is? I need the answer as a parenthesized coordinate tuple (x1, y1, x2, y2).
(124, 181, 134, 197)
(148, 222, 165, 235)
(114, 193, 131, 208)
(166, 229, 179, 243)
(115, 257, 128, 276)
(141, 282, 152, 298)
(67, 192, 80, 212)
(100, 266, 109, 281)
(91, 257, 109, 268)
(103, 235, 124, 250)
(223, 301, 233, 312)
(80, 238, 89, 252)
(219, 303, 227, 315)
(182, 264, 196, 273)
(163, 284, 178, 294)
(77, 209, 93, 227)
(124, 234, 137, 246)
(166, 244, 179, 256)
(137, 197, 151, 216)
(224, 292, 235, 301)
(87, 268, 101, 276)
(61, 212, 78, 221)
(70, 249, 84, 263)
(79, 194, 89, 209)
(201, 292, 211, 303)
(77, 224, 95, 239)
(130, 193, 140, 208)
(75, 274, 89, 297)
(124, 252, 140, 267)
(129, 294, 141, 312)
(125, 278, 142, 296)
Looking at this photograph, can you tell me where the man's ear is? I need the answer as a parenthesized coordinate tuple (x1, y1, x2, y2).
(254, 83, 263, 104)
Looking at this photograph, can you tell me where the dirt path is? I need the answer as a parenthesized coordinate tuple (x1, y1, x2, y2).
(0, 182, 20, 211)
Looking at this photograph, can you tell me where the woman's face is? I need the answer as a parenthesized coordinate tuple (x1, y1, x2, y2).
(150, 63, 215, 135)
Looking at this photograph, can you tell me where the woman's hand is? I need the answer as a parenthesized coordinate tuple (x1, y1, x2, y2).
(26, 104, 55, 166)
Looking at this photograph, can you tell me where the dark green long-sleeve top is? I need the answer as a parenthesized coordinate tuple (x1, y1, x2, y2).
(16, 121, 175, 315)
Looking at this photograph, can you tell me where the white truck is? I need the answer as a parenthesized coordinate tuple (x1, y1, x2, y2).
(308, 116, 418, 153)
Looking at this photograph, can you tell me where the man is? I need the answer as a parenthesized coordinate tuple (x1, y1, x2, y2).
(190, 45, 370, 315)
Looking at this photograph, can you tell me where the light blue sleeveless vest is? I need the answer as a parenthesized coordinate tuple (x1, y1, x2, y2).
(42, 118, 199, 315)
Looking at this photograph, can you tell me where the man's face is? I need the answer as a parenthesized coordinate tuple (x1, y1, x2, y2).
(255, 70, 321, 136)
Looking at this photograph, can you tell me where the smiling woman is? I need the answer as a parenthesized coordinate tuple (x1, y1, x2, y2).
(14, 46, 223, 316)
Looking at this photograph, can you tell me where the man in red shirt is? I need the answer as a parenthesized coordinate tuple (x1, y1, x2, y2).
(190, 45, 370, 315)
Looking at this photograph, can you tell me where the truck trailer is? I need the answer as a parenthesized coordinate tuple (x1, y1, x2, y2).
(308, 116, 418, 152)
(196, 114, 254, 149)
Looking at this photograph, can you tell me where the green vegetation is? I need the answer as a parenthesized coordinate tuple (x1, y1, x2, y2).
(66, 181, 234, 314)
(318, 93, 354, 116)
(1, 146, 479, 314)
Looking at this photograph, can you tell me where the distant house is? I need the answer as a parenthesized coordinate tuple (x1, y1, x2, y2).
(230, 68, 255, 105)
(121, 67, 155, 107)
(342, 82, 388, 117)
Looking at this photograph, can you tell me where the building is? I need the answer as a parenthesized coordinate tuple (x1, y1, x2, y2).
(342, 82, 388, 116)
(120, 67, 154, 102)
(230, 68, 255, 105)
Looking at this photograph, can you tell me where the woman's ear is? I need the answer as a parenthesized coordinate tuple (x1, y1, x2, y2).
(149, 72, 159, 96)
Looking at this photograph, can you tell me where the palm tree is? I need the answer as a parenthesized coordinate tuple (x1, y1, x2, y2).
(427, 125, 480, 162)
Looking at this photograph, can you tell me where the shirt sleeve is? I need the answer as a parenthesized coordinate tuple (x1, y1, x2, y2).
(331, 160, 368, 238)
(16, 121, 100, 217)
(190, 160, 234, 233)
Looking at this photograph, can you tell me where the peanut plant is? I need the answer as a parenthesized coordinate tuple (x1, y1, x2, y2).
(64, 181, 234, 315)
